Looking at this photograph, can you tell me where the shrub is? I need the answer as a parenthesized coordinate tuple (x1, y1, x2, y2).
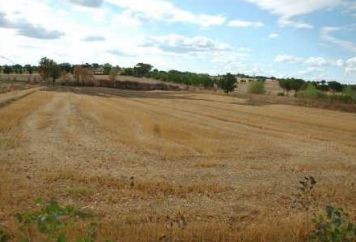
(343, 86, 356, 101)
(277, 92, 285, 96)
(309, 206, 356, 242)
(296, 84, 326, 99)
(15, 198, 95, 242)
(248, 81, 265, 94)
(219, 73, 236, 93)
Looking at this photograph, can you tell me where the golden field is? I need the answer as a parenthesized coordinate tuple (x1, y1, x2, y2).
(0, 86, 355, 241)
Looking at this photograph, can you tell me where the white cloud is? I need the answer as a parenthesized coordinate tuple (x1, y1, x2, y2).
(245, 0, 344, 29)
(69, 0, 103, 8)
(274, 54, 304, 63)
(275, 54, 345, 67)
(268, 33, 279, 38)
(320, 26, 356, 52)
(275, 54, 356, 77)
(345, 57, 356, 73)
(141, 34, 231, 54)
(227, 20, 264, 28)
(107, 0, 226, 27)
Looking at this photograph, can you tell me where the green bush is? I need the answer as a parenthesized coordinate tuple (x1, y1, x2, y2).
(309, 206, 356, 242)
(277, 92, 285, 96)
(248, 81, 265, 94)
(15, 198, 96, 242)
(296, 84, 326, 99)
(343, 86, 356, 101)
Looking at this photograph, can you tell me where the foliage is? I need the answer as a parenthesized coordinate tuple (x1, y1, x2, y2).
(149, 69, 214, 87)
(102, 63, 112, 75)
(133, 63, 153, 77)
(327, 81, 343, 93)
(248, 80, 265, 94)
(0, 225, 11, 242)
(296, 84, 326, 99)
(342, 86, 356, 101)
(309, 206, 356, 242)
(15, 198, 95, 242)
(277, 92, 285, 96)
(39, 57, 60, 83)
(3, 66, 12, 74)
(24, 64, 34, 74)
(218, 73, 236, 93)
(278, 78, 305, 93)
(59, 63, 73, 73)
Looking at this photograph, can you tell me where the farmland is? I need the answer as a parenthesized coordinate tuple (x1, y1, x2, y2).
(0, 86, 355, 241)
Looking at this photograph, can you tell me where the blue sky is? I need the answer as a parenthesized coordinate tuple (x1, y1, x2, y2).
(0, 0, 356, 83)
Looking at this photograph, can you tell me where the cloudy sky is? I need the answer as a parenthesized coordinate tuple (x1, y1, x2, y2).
(0, 0, 356, 83)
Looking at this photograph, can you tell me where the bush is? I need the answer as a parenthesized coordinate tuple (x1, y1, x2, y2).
(309, 206, 356, 242)
(248, 81, 265, 94)
(296, 84, 326, 99)
(343, 86, 356, 101)
(277, 92, 285, 96)
(219, 73, 236, 93)
(15, 198, 96, 242)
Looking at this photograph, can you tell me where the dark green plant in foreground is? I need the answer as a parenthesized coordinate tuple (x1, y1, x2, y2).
(15, 198, 95, 242)
(0, 225, 11, 242)
(309, 206, 356, 242)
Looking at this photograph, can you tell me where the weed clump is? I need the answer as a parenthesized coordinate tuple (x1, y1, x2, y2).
(248, 81, 265, 94)
(296, 84, 326, 99)
(309, 206, 356, 242)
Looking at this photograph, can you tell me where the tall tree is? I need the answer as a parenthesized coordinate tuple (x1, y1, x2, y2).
(39, 57, 60, 84)
(219, 73, 237, 93)
(134, 63, 153, 77)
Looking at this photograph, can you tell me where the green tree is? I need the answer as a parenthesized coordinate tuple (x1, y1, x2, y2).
(103, 63, 112, 75)
(219, 73, 236, 93)
(3, 65, 12, 74)
(39, 57, 60, 84)
(327, 81, 343, 92)
(24, 64, 34, 74)
(134, 63, 153, 77)
(59, 63, 72, 73)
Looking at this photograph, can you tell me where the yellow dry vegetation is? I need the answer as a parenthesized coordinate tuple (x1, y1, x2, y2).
(0, 87, 355, 241)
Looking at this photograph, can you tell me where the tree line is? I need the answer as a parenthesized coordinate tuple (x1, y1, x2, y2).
(1, 57, 354, 94)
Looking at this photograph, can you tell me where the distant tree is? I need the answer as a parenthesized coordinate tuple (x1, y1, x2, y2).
(13, 64, 23, 74)
(279, 78, 305, 94)
(39, 57, 60, 84)
(327, 81, 343, 92)
(24, 64, 34, 74)
(121, 67, 134, 76)
(91, 63, 99, 69)
(59, 63, 72, 73)
(3, 65, 12, 74)
(278, 79, 293, 94)
(289, 78, 305, 92)
(103, 63, 112, 75)
(219, 73, 236, 93)
(133, 63, 153, 77)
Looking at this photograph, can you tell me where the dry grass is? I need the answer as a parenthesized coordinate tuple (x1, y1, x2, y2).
(0, 87, 355, 241)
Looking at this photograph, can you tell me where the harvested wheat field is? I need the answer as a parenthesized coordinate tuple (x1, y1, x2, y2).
(0, 86, 355, 241)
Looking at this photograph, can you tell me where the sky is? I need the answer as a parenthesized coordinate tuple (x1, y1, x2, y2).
(0, 0, 356, 83)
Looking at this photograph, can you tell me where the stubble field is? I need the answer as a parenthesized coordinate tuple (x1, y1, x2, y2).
(0, 86, 355, 241)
